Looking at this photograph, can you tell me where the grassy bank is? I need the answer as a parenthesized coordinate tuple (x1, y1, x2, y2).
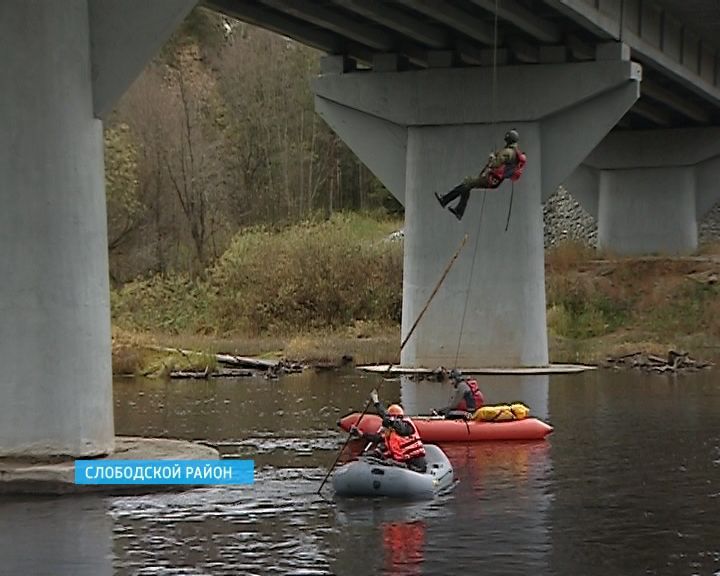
(112, 215, 720, 374)
(546, 243, 720, 363)
(112, 213, 403, 374)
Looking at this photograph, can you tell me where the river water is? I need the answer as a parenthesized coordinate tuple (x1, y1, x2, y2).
(1, 368, 719, 575)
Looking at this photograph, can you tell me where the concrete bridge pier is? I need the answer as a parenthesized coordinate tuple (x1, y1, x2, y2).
(567, 128, 720, 255)
(0, 0, 195, 458)
(314, 56, 640, 368)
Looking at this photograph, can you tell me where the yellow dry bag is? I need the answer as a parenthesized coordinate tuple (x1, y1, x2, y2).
(474, 402, 530, 422)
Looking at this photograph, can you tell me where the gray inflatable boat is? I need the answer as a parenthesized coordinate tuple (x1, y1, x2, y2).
(332, 444, 454, 500)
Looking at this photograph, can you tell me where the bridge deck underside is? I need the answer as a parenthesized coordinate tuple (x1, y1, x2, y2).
(206, 0, 720, 129)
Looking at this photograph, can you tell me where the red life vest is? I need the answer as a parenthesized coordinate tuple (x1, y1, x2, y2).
(382, 419, 425, 462)
(456, 379, 485, 412)
(487, 149, 526, 187)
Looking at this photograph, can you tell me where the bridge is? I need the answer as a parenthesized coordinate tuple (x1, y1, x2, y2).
(1, 0, 719, 458)
(209, 0, 720, 128)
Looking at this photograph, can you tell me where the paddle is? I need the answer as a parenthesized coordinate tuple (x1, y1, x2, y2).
(316, 234, 468, 495)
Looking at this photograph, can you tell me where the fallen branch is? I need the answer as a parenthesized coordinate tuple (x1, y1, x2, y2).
(149, 346, 303, 373)
(603, 350, 713, 373)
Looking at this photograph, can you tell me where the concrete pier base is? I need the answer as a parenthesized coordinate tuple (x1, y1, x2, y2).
(314, 58, 640, 367)
(0, 437, 219, 495)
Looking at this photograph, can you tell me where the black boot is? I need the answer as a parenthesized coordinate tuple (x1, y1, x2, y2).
(448, 188, 469, 220)
(435, 183, 466, 208)
(448, 204, 464, 221)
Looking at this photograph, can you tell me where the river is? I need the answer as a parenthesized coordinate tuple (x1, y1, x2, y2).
(0, 368, 718, 575)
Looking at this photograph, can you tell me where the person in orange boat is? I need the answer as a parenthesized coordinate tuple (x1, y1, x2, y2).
(434, 369, 485, 419)
(350, 389, 427, 473)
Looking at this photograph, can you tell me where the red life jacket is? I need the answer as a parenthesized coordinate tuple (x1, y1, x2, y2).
(382, 419, 425, 462)
(456, 379, 485, 412)
(487, 149, 526, 187)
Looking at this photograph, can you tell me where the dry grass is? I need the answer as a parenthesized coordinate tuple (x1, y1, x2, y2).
(697, 241, 720, 256)
(545, 240, 596, 273)
(546, 244, 720, 362)
(112, 327, 218, 377)
(111, 233, 720, 374)
(112, 324, 401, 375)
(284, 330, 399, 365)
(111, 328, 157, 376)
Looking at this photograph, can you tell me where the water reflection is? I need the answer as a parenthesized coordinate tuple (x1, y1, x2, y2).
(333, 497, 452, 576)
(0, 369, 718, 575)
(109, 468, 335, 576)
(548, 370, 720, 575)
(0, 495, 113, 576)
(381, 520, 426, 576)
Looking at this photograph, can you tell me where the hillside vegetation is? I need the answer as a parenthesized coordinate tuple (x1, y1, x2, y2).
(546, 243, 720, 363)
(112, 217, 720, 373)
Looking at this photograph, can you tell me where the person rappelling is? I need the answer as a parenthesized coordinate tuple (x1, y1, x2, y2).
(434, 129, 526, 221)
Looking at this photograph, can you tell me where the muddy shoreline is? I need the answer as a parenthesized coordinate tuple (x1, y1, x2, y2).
(112, 333, 717, 378)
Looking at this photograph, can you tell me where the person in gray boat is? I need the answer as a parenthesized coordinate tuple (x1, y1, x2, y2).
(350, 389, 427, 473)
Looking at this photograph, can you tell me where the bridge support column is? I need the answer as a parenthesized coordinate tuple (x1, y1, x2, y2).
(314, 59, 640, 367)
(0, 0, 194, 457)
(572, 128, 720, 255)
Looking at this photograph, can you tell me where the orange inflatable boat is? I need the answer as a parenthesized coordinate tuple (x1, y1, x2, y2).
(337, 412, 553, 442)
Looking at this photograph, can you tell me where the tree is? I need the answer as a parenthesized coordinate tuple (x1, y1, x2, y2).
(105, 123, 142, 257)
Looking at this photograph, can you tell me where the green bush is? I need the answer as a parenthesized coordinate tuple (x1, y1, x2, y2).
(111, 274, 212, 334)
(546, 277, 630, 339)
(112, 213, 403, 336)
(647, 281, 720, 335)
(208, 213, 403, 334)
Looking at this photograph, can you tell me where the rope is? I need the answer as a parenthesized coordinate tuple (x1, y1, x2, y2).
(453, 1, 501, 366)
(490, 0, 499, 151)
(505, 180, 514, 231)
(317, 235, 469, 496)
(453, 191, 487, 366)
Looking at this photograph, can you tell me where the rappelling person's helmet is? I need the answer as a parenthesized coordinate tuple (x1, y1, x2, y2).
(449, 369, 463, 382)
(504, 129, 519, 145)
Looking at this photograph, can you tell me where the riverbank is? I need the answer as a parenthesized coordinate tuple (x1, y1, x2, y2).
(113, 312, 720, 376)
(112, 328, 720, 375)
(111, 214, 720, 374)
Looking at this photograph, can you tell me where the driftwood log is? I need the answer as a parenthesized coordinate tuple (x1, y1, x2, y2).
(150, 347, 304, 379)
(169, 368, 255, 379)
(603, 350, 713, 373)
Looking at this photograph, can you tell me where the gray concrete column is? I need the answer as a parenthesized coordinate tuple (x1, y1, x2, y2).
(403, 122, 547, 367)
(574, 128, 720, 255)
(314, 59, 640, 368)
(0, 0, 195, 457)
(0, 0, 114, 457)
(599, 167, 697, 254)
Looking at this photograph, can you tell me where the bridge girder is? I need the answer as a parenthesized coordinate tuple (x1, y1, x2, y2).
(204, 0, 720, 129)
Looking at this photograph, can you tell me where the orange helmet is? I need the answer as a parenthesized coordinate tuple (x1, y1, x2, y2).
(386, 404, 404, 417)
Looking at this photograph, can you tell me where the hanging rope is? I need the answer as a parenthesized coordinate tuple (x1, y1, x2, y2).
(453, 1, 501, 366)
(505, 180, 514, 231)
(453, 191, 487, 366)
(490, 0, 500, 151)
